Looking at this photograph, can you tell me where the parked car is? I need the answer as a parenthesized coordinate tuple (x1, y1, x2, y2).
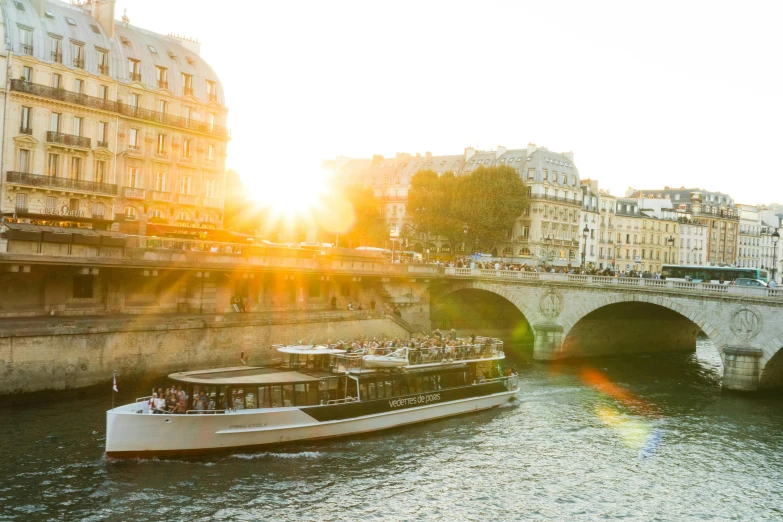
(734, 278, 767, 287)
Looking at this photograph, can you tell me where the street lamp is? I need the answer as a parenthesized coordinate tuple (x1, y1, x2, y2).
(772, 229, 780, 283)
(463, 223, 468, 255)
(389, 224, 399, 263)
(667, 236, 675, 265)
(581, 225, 590, 271)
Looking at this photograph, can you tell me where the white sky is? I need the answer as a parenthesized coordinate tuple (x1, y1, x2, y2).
(116, 0, 782, 206)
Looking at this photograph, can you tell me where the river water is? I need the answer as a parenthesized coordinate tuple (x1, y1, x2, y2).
(1, 338, 782, 521)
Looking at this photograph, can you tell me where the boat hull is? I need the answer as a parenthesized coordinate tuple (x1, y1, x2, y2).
(106, 387, 516, 458)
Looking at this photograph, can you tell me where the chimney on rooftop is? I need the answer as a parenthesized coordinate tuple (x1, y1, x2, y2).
(495, 146, 506, 159)
(29, 0, 45, 17)
(526, 143, 537, 156)
(90, 0, 116, 37)
(167, 33, 201, 56)
(464, 147, 476, 162)
(371, 154, 383, 167)
(563, 151, 574, 163)
(425, 151, 432, 161)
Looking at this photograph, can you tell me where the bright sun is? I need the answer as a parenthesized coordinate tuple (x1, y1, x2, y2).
(245, 169, 331, 217)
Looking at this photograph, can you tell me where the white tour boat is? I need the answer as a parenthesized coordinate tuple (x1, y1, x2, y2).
(105, 337, 518, 458)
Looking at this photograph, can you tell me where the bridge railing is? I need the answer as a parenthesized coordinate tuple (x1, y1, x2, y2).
(443, 267, 782, 300)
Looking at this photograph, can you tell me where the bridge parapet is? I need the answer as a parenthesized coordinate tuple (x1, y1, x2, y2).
(444, 267, 783, 301)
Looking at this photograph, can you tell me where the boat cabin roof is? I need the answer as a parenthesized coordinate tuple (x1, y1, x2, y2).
(168, 366, 331, 385)
(275, 345, 346, 355)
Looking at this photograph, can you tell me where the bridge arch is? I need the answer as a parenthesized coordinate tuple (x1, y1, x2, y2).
(560, 292, 724, 358)
(759, 334, 783, 390)
(431, 281, 539, 348)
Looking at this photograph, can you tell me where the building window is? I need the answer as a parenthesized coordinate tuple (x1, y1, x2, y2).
(50, 36, 62, 62)
(208, 113, 215, 131)
(176, 211, 191, 222)
(47, 154, 59, 177)
(184, 106, 193, 123)
(92, 202, 105, 218)
(205, 179, 215, 198)
(129, 128, 138, 148)
(182, 73, 193, 95)
(97, 121, 107, 145)
(97, 50, 109, 74)
(73, 275, 94, 299)
(156, 66, 167, 88)
(129, 93, 140, 108)
(124, 206, 137, 220)
(156, 134, 166, 154)
(70, 157, 82, 180)
(52, 73, 62, 89)
(20, 28, 33, 55)
(127, 167, 140, 188)
(128, 59, 141, 80)
(206, 80, 216, 100)
(95, 160, 106, 183)
(71, 42, 84, 68)
(180, 175, 192, 195)
(150, 209, 164, 219)
(207, 143, 214, 161)
(20, 106, 31, 132)
(157, 99, 167, 114)
(15, 193, 27, 211)
(153, 171, 166, 191)
(73, 78, 84, 94)
(182, 139, 192, 158)
(18, 149, 30, 172)
(73, 117, 82, 136)
(45, 196, 57, 211)
(22, 65, 33, 82)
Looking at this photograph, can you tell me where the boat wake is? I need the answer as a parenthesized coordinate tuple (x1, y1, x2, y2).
(229, 451, 324, 460)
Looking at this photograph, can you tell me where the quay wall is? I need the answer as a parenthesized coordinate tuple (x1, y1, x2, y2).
(0, 312, 410, 395)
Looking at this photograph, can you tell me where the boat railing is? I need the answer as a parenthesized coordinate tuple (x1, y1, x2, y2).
(475, 374, 519, 391)
(332, 339, 505, 371)
(185, 409, 226, 414)
(326, 397, 359, 405)
(135, 396, 153, 402)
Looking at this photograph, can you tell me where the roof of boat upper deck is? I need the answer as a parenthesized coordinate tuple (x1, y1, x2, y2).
(169, 366, 331, 385)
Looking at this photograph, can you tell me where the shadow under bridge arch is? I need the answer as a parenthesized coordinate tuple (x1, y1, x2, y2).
(561, 300, 707, 358)
(430, 287, 534, 350)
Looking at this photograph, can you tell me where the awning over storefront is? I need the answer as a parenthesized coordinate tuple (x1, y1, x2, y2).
(145, 223, 254, 243)
(1, 222, 126, 246)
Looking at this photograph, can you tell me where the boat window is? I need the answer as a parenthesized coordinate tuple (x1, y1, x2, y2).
(392, 380, 402, 397)
(232, 388, 245, 410)
(245, 390, 257, 409)
(367, 382, 377, 400)
(359, 383, 369, 400)
(216, 387, 228, 409)
(282, 384, 294, 407)
(270, 385, 283, 408)
(295, 383, 307, 405)
(307, 382, 319, 405)
(258, 386, 271, 408)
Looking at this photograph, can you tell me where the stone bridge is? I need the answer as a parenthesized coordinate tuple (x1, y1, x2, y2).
(433, 268, 783, 392)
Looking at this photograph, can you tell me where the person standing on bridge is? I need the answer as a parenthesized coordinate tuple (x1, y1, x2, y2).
(769, 279, 777, 289)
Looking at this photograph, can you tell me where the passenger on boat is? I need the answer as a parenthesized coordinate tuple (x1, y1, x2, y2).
(154, 393, 167, 413)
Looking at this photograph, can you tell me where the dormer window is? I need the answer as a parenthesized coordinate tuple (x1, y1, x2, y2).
(156, 66, 168, 88)
(182, 73, 193, 96)
(66, 17, 76, 26)
(128, 59, 141, 81)
(148, 45, 158, 54)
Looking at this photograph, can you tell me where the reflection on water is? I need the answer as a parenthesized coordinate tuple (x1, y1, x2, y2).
(1, 338, 782, 521)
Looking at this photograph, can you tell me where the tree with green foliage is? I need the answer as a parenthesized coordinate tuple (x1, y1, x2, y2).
(406, 165, 528, 255)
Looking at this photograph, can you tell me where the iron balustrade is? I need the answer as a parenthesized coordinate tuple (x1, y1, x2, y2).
(130, 72, 142, 82)
(19, 126, 32, 135)
(73, 58, 84, 69)
(208, 92, 217, 102)
(184, 87, 194, 96)
(51, 52, 62, 63)
(97, 140, 108, 148)
(6, 171, 118, 196)
(537, 194, 582, 205)
(10, 80, 230, 138)
(46, 131, 91, 149)
(158, 80, 168, 89)
(21, 44, 33, 55)
(98, 64, 109, 75)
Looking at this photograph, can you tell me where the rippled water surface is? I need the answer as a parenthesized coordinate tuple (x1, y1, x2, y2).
(2, 339, 783, 521)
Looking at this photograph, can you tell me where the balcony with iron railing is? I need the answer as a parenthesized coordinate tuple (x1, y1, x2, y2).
(51, 51, 62, 63)
(21, 44, 33, 55)
(10, 80, 230, 138)
(97, 140, 108, 148)
(73, 58, 84, 69)
(158, 80, 168, 89)
(98, 64, 109, 75)
(46, 131, 90, 149)
(130, 72, 142, 82)
(178, 194, 200, 205)
(183, 86, 194, 96)
(203, 197, 222, 208)
(208, 92, 217, 102)
(6, 171, 118, 196)
(19, 126, 32, 135)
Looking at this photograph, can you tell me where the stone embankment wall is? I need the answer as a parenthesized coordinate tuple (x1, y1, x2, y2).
(0, 311, 409, 395)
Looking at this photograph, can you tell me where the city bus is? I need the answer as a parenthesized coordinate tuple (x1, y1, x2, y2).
(661, 264, 769, 283)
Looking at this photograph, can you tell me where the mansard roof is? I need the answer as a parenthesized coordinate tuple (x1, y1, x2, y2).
(2, 0, 224, 104)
